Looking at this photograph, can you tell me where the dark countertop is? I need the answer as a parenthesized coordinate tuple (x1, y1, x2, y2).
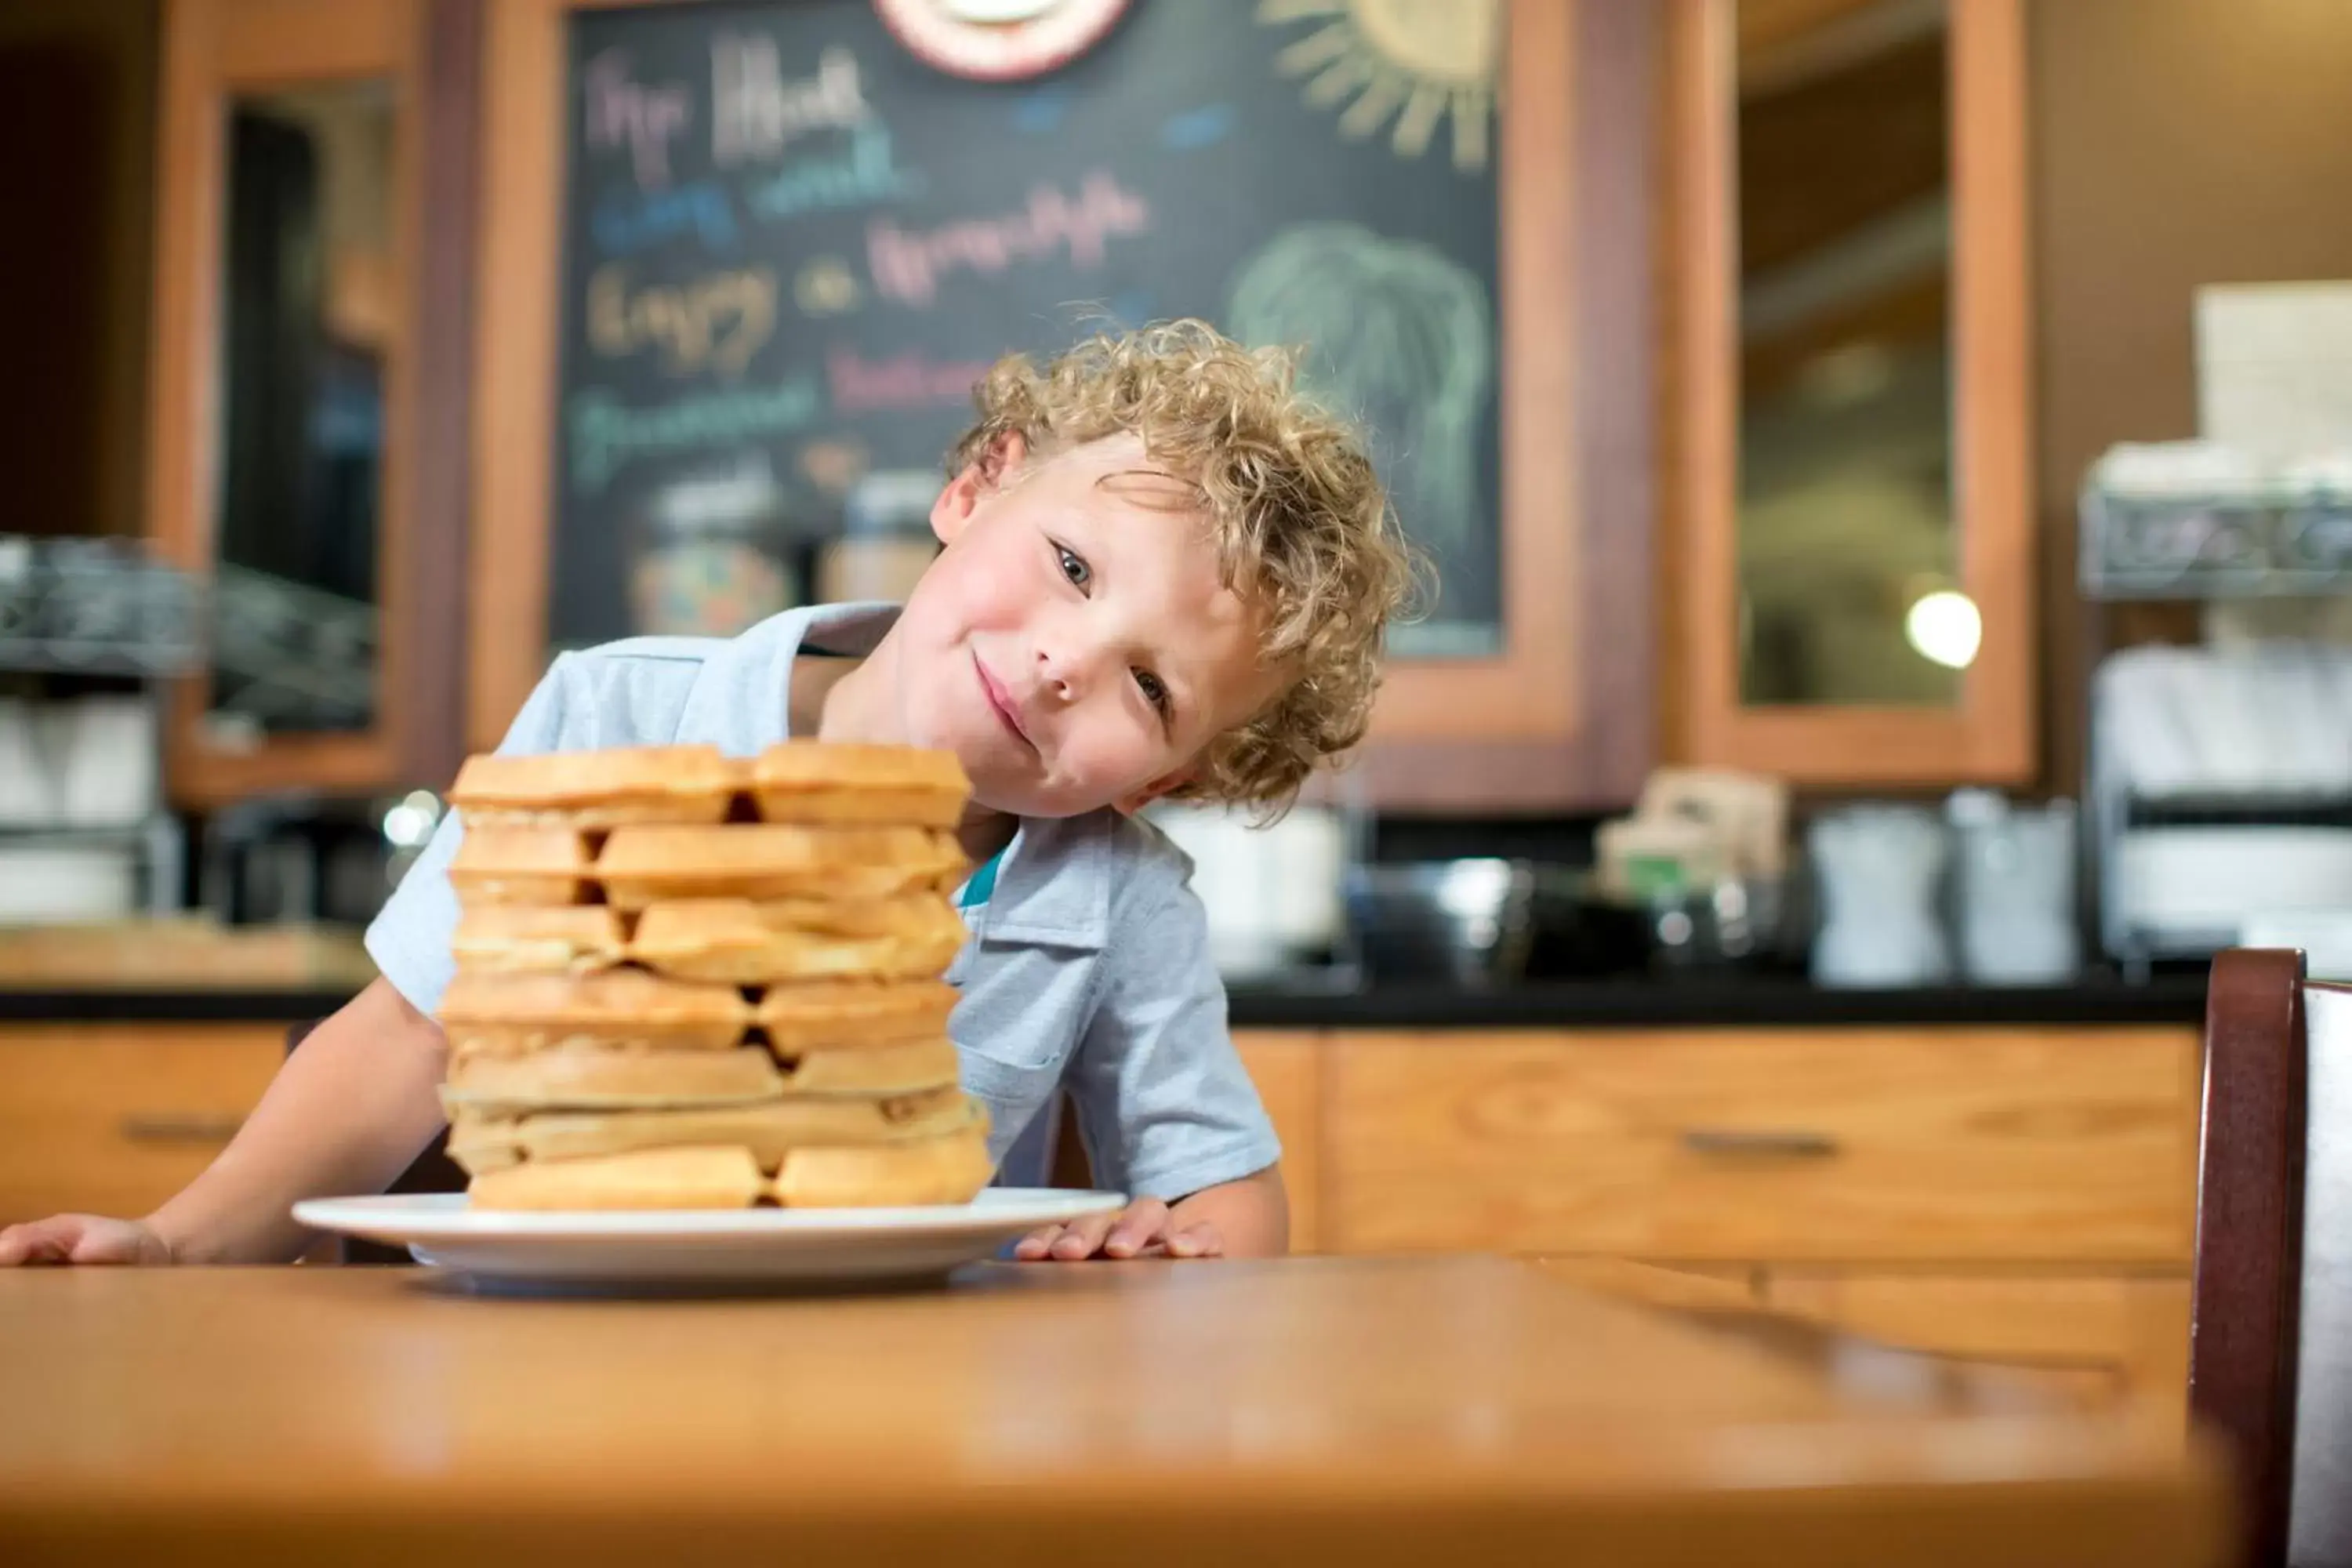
(1225, 966, 2210, 1029)
(0, 969, 2211, 1030)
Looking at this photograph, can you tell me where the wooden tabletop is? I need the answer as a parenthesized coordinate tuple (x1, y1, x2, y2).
(0, 1258, 2222, 1567)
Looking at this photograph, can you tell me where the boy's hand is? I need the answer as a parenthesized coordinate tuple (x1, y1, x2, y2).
(1014, 1197, 1224, 1261)
(0, 1214, 175, 1267)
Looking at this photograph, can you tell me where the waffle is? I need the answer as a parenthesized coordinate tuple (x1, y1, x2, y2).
(467, 1145, 768, 1210)
(596, 825, 967, 909)
(451, 905, 627, 974)
(437, 970, 750, 1052)
(448, 746, 747, 827)
(447, 826, 597, 906)
(446, 1086, 978, 1174)
(750, 742, 969, 828)
(773, 1118, 995, 1207)
(436, 740, 994, 1210)
(441, 1044, 784, 1113)
(755, 980, 962, 1053)
(630, 896, 969, 984)
(439, 1035, 962, 1114)
(466, 1120, 992, 1211)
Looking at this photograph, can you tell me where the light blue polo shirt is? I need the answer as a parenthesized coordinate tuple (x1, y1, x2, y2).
(365, 602, 1281, 1201)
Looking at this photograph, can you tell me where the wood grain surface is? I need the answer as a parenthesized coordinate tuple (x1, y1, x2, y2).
(1326, 1028, 2198, 1261)
(0, 1259, 2220, 1566)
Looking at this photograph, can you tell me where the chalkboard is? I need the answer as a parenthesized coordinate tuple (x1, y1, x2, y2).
(553, 0, 1501, 657)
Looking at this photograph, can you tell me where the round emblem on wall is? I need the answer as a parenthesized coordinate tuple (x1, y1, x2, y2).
(872, 0, 1134, 82)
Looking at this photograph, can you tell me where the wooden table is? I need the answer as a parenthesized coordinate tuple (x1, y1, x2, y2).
(0, 1258, 2222, 1566)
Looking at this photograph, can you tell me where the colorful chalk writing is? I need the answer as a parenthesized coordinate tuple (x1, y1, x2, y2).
(586, 263, 777, 377)
(711, 39, 868, 166)
(866, 172, 1151, 308)
(583, 50, 691, 190)
(592, 179, 738, 256)
(746, 120, 923, 222)
(828, 347, 994, 413)
(551, 0, 1502, 658)
(569, 376, 822, 495)
(794, 259, 862, 316)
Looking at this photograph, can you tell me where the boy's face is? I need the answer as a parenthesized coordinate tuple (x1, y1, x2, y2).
(891, 433, 1282, 819)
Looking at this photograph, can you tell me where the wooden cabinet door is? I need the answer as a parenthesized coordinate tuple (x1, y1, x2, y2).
(0, 1025, 284, 1224)
(148, 0, 473, 806)
(1236, 1032, 1322, 1254)
(1323, 1027, 2198, 1263)
(1664, 0, 2035, 785)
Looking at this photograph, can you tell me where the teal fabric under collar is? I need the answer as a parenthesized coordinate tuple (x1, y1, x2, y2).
(956, 850, 1002, 911)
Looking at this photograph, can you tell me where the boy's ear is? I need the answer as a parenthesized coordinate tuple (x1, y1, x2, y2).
(1113, 765, 1195, 818)
(931, 431, 1029, 545)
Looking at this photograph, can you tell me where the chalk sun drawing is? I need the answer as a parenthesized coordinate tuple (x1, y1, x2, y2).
(1255, 0, 1500, 171)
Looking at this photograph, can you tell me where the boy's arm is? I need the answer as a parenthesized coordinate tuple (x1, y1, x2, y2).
(1026, 868, 1290, 1261)
(0, 978, 450, 1266)
(1167, 1164, 1287, 1255)
(147, 979, 451, 1262)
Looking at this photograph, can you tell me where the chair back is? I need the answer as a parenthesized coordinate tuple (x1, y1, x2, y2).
(2192, 949, 2352, 1567)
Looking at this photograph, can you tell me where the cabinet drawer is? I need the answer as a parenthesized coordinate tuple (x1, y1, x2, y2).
(1326, 1029, 2198, 1264)
(0, 1025, 285, 1225)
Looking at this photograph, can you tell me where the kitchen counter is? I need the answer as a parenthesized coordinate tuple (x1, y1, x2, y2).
(1226, 966, 2209, 1029)
(0, 968, 2209, 1029)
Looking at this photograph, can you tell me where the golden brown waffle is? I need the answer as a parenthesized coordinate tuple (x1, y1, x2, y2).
(447, 826, 596, 906)
(449, 746, 747, 828)
(439, 1035, 960, 1114)
(438, 970, 750, 1052)
(630, 895, 967, 984)
(467, 1145, 768, 1210)
(441, 1044, 785, 1112)
(445, 1087, 978, 1175)
(750, 742, 969, 828)
(776, 1036, 961, 1095)
(773, 1118, 995, 1207)
(755, 980, 962, 1052)
(450, 906, 627, 974)
(595, 825, 967, 908)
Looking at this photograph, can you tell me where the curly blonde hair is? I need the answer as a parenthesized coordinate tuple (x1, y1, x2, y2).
(947, 320, 1421, 813)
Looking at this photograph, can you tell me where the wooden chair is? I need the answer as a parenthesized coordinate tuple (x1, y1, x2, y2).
(2191, 948, 2352, 1566)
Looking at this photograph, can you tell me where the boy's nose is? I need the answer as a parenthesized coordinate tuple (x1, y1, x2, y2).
(1035, 644, 1078, 703)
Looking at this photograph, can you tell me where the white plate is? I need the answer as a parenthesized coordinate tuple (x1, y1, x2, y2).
(291, 1189, 1126, 1294)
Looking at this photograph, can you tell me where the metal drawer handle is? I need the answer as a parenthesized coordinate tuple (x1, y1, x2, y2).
(119, 1113, 245, 1145)
(1679, 1128, 1839, 1159)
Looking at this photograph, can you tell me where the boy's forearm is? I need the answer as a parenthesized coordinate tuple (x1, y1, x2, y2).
(1169, 1164, 1289, 1257)
(147, 978, 451, 1264)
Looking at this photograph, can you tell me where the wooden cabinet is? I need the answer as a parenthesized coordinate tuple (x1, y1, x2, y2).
(1320, 1027, 2198, 1263)
(1663, 0, 2036, 785)
(0, 1024, 285, 1225)
(1247, 1023, 2200, 1401)
(1234, 1032, 1322, 1255)
(145, 0, 474, 806)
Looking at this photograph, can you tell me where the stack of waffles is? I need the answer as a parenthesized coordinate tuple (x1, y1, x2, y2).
(435, 742, 993, 1210)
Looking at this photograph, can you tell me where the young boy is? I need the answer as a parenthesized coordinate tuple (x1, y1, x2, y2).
(0, 321, 1413, 1267)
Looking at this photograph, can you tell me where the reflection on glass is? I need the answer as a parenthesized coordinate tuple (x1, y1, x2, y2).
(210, 81, 395, 737)
(1734, 0, 1959, 706)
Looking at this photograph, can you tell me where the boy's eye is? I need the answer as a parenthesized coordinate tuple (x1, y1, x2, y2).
(1134, 668, 1171, 718)
(1055, 545, 1091, 590)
